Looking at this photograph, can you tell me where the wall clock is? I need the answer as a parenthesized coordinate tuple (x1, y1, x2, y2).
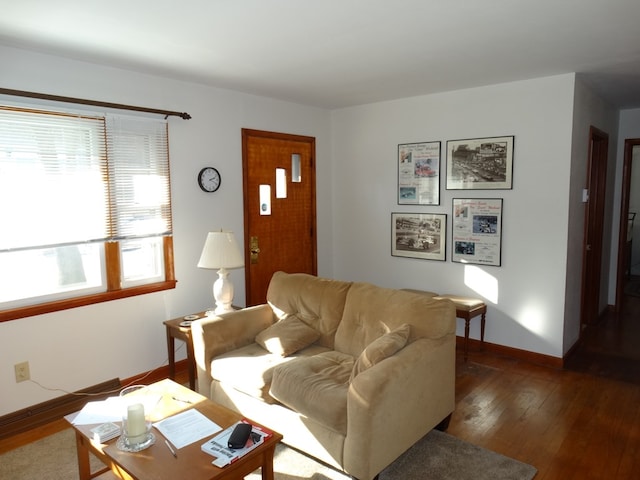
(197, 167, 221, 192)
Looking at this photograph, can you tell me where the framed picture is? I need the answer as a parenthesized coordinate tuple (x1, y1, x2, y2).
(392, 212, 446, 261)
(398, 141, 441, 205)
(452, 198, 503, 266)
(446, 136, 514, 190)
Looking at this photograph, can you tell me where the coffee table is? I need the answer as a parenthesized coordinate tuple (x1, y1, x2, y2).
(66, 379, 282, 480)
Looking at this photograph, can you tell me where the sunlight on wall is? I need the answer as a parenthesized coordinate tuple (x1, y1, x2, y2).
(464, 265, 498, 304)
(516, 302, 548, 336)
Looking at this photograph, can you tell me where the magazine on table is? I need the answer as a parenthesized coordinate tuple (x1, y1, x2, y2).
(201, 419, 273, 468)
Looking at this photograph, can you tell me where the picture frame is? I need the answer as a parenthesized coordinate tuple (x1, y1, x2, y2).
(392, 212, 446, 261)
(451, 198, 503, 266)
(398, 141, 441, 205)
(446, 136, 514, 190)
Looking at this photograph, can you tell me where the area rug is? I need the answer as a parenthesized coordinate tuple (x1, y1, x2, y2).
(0, 427, 536, 480)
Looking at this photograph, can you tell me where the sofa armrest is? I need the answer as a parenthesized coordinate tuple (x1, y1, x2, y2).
(344, 335, 455, 480)
(191, 304, 275, 397)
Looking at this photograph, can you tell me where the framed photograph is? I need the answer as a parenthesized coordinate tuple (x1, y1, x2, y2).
(446, 136, 514, 190)
(452, 198, 503, 266)
(398, 141, 441, 205)
(392, 212, 446, 261)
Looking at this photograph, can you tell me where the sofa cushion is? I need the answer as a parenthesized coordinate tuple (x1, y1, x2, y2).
(350, 323, 410, 382)
(267, 271, 352, 349)
(210, 342, 330, 404)
(255, 315, 321, 356)
(269, 351, 354, 434)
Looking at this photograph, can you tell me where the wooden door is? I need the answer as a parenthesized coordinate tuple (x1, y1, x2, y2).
(580, 126, 608, 326)
(242, 129, 317, 306)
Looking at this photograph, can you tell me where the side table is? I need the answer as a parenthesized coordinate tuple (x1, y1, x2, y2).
(164, 312, 206, 390)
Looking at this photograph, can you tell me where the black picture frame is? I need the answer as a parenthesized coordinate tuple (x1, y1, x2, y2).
(398, 141, 441, 205)
(451, 198, 503, 266)
(446, 136, 514, 190)
(391, 212, 446, 261)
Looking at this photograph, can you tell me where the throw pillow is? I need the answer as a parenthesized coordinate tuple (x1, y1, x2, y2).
(255, 315, 320, 357)
(349, 323, 411, 382)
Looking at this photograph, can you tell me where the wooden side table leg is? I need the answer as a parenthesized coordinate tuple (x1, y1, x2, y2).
(464, 317, 470, 362)
(185, 334, 196, 390)
(75, 430, 92, 480)
(166, 327, 176, 381)
(480, 311, 486, 347)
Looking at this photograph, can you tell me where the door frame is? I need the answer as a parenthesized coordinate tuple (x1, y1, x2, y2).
(615, 138, 640, 310)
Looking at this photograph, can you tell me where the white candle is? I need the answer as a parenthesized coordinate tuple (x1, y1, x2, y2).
(127, 403, 146, 443)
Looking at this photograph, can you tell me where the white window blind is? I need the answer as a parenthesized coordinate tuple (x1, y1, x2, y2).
(105, 115, 172, 240)
(0, 108, 172, 252)
(0, 106, 108, 251)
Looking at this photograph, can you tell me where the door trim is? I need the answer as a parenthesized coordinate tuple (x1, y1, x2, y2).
(580, 126, 608, 326)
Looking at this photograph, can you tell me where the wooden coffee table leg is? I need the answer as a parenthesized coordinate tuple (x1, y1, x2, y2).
(261, 444, 277, 480)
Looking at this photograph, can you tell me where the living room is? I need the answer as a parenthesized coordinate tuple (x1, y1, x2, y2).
(1, 0, 640, 434)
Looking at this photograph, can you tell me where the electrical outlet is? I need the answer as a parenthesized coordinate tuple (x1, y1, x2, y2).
(14, 361, 30, 383)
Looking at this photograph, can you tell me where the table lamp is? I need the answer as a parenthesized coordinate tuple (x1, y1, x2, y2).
(197, 230, 244, 314)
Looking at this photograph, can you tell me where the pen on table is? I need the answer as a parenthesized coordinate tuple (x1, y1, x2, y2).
(165, 439, 177, 458)
(172, 396, 193, 404)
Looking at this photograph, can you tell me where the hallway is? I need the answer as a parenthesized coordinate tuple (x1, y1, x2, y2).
(565, 282, 640, 384)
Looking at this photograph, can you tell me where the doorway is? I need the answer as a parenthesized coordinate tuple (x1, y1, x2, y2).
(566, 139, 640, 383)
(580, 126, 609, 326)
(241, 129, 317, 306)
(616, 139, 640, 309)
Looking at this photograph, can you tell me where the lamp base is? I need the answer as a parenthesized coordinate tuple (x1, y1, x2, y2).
(212, 267, 235, 315)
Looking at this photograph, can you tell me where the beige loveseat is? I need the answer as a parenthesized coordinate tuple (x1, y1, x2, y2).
(191, 272, 456, 480)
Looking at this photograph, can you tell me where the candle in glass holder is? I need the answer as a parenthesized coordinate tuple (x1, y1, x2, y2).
(127, 403, 146, 444)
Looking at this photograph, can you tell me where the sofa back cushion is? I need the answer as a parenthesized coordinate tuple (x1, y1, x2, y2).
(334, 282, 456, 357)
(267, 271, 352, 349)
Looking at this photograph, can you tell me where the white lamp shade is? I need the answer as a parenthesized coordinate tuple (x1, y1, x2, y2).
(197, 231, 244, 270)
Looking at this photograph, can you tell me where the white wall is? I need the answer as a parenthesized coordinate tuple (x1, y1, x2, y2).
(563, 78, 618, 353)
(330, 75, 576, 358)
(0, 45, 332, 416)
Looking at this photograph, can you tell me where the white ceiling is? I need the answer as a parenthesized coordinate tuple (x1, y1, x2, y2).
(2, 0, 640, 109)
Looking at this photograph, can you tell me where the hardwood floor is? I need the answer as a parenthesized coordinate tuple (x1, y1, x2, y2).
(452, 349, 640, 479)
(3, 342, 640, 478)
(565, 290, 640, 385)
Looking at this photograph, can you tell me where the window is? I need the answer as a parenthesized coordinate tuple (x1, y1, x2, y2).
(0, 106, 176, 321)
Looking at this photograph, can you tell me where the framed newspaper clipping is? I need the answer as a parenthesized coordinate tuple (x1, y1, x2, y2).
(446, 136, 514, 190)
(392, 212, 446, 261)
(398, 141, 441, 205)
(452, 198, 503, 266)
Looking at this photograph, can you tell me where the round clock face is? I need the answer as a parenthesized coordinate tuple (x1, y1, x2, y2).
(198, 167, 221, 192)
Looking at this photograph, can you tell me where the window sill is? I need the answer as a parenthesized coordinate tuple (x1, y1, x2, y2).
(0, 280, 178, 323)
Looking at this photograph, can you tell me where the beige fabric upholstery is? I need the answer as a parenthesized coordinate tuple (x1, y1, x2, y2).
(267, 271, 351, 349)
(210, 342, 330, 404)
(270, 350, 353, 434)
(255, 314, 320, 356)
(191, 272, 456, 480)
(350, 323, 410, 381)
(335, 283, 455, 357)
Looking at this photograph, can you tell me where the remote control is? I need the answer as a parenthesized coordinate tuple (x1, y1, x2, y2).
(228, 423, 252, 449)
